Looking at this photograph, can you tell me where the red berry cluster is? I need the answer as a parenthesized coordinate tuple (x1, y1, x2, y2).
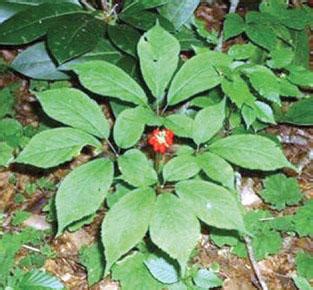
(148, 128, 174, 154)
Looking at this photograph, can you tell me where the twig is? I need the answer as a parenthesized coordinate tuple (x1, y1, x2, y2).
(22, 244, 41, 253)
(215, 0, 240, 51)
(244, 236, 269, 290)
(235, 172, 269, 290)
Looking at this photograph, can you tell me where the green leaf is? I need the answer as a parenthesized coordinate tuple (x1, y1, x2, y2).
(291, 30, 310, 68)
(288, 66, 313, 87)
(193, 269, 223, 289)
(163, 114, 193, 138)
(244, 210, 273, 234)
(268, 216, 295, 233)
(60, 39, 122, 69)
(210, 228, 242, 248)
(0, 3, 29, 23)
(107, 183, 131, 208)
(113, 106, 145, 148)
(294, 200, 313, 237)
(56, 158, 113, 234)
(268, 46, 294, 69)
(37, 88, 110, 138)
(120, 10, 174, 32)
(150, 194, 200, 270)
(0, 3, 81, 44)
(118, 149, 158, 187)
(296, 252, 313, 280)
(283, 98, 313, 126)
(244, 66, 281, 104)
(162, 155, 200, 182)
(254, 101, 276, 124)
(67, 214, 96, 232)
(108, 24, 141, 57)
(244, 210, 282, 260)
(73, 60, 147, 106)
(138, 23, 180, 99)
(102, 187, 156, 273)
(15, 128, 101, 168)
(79, 242, 105, 286)
(0, 88, 14, 118)
(0, 142, 13, 166)
(197, 152, 234, 189)
(47, 13, 103, 64)
(209, 134, 293, 171)
(0, 118, 23, 148)
(221, 74, 255, 108)
(159, 0, 200, 30)
(11, 42, 69, 80)
(192, 99, 225, 145)
(241, 105, 256, 128)
(279, 8, 312, 30)
(293, 276, 313, 290)
(252, 229, 282, 261)
(11, 211, 31, 226)
(175, 180, 246, 232)
(245, 16, 277, 50)
(116, 55, 141, 81)
(123, 0, 168, 13)
(175, 26, 205, 50)
(195, 50, 233, 69)
(227, 43, 257, 60)
(136, 106, 162, 126)
(259, 174, 302, 210)
(15, 270, 64, 290)
(168, 54, 221, 106)
(279, 79, 301, 98)
(144, 254, 179, 284)
(112, 252, 164, 290)
(224, 13, 245, 40)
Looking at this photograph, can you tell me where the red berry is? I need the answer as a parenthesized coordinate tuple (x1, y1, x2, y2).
(148, 128, 174, 154)
(308, 0, 313, 7)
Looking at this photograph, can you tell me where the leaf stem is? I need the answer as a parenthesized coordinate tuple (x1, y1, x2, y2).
(156, 102, 160, 116)
(106, 139, 119, 157)
(161, 104, 168, 115)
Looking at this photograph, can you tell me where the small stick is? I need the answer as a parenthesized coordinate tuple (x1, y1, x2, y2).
(22, 244, 41, 253)
(235, 172, 269, 290)
(244, 236, 269, 290)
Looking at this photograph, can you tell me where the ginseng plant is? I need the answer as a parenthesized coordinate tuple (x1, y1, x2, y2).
(12, 22, 298, 288)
